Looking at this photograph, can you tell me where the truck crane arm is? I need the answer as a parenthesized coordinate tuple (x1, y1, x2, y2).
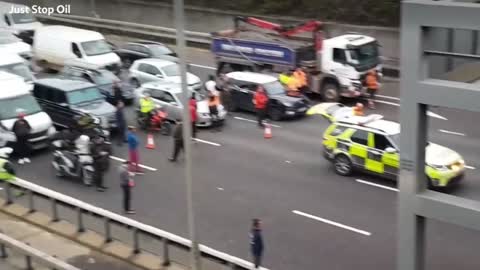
(234, 16, 322, 37)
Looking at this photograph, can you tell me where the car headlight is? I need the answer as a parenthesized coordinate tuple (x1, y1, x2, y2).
(428, 163, 449, 171)
(283, 102, 293, 107)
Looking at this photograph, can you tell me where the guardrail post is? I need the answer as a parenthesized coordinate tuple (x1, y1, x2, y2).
(4, 182, 12, 205)
(104, 218, 112, 243)
(133, 229, 140, 254)
(51, 199, 59, 222)
(28, 190, 35, 213)
(162, 238, 170, 266)
(77, 208, 85, 233)
(0, 242, 7, 258)
(25, 243, 33, 270)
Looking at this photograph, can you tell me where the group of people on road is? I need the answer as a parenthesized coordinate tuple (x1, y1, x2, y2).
(279, 67, 308, 96)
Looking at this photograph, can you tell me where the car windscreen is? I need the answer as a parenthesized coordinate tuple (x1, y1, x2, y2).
(149, 45, 174, 57)
(389, 133, 400, 150)
(0, 94, 41, 120)
(81, 39, 112, 56)
(11, 12, 37, 24)
(0, 63, 35, 82)
(162, 64, 180, 77)
(93, 70, 119, 85)
(175, 90, 204, 105)
(263, 81, 285, 95)
(67, 87, 104, 105)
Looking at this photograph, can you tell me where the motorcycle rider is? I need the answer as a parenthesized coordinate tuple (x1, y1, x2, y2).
(139, 93, 155, 128)
(90, 136, 108, 192)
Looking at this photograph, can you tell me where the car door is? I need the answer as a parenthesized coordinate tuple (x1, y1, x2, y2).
(349, 129, 369, 170)
(135, 63, 154, 84)
(371, 133, 399, 178)
(150, 89, 180, 121)
(144, 64, 163, 84)
(230, 80, 254, 112)
(54, 90, 77, 128)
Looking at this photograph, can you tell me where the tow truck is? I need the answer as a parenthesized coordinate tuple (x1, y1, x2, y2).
(210, 16, 383, 102)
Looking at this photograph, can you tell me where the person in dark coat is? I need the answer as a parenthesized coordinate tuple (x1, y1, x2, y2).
(112, 81, 123, 106)
(168, 119, 184, 162)
(12, 111, 32, 165)
(250, 218, 264, 269)
(115, 101, 127, 146)
(90, 136, 108, 191)
(119, 160, 135, 214)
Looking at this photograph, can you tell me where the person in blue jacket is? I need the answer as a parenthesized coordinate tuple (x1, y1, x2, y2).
(250, 218, 264, 269)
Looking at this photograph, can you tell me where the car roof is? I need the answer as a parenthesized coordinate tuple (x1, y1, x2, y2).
(135, 58, 176, 68)
(35, 78, 96, 91)
(226, 72, 278, 84)
(142, 81, 191, 94)
(337, 115, 400, 135)
(37, 26, 104, 42)
(0, 71, 31, 98)
(0, 53, 25, 66)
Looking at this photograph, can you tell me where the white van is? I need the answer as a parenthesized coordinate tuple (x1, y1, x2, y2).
(34, 25, 121, 72)
(0, 71, 55, 150)
(0, 53, 35, 88)
(0, 2, 42, 44)
(0, 30, 32, 59)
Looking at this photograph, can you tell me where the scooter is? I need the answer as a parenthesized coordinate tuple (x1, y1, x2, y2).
(51, 135, 104, 186)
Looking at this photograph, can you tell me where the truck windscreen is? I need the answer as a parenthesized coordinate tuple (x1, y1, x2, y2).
(347, 42, 379, 68)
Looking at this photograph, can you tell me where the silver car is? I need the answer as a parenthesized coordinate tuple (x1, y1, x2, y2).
(128, 58, 202, 91)
(134, 82, 226, 127)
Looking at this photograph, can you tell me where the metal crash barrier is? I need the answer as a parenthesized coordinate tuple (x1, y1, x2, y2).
(2, 178, 267, 270)
(0, 230, 80, 270)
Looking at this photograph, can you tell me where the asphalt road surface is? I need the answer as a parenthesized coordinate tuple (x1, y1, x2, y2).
(16, 41, 480, 270)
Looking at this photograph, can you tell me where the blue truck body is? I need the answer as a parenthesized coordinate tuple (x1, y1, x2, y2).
(211, 37, 297, 67)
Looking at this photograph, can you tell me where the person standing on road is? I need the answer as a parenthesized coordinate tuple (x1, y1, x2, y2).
(127, 126, 144, 174)
(189, 93, 198, 140)
(12, 111, 31, 165)
(253, 86, 268, 128)
(250, 218, 264, 269)
(91, 136, 108, 192)
(168, 119, 184, 162)
(116, 101, 127, 146)
(205, 74, 217, 93)
(119, 161, 135, 214)
(112, 81, 123, 106)
(208, 91, 221, 132)
(365, 69, 379, 109)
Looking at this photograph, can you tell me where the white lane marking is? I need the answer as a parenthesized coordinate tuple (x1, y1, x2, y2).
(438, 129, 466, 136)
(376, 94, 400, 101)
(233, 116, 282, 128)
(193, 138, 222, 146)
(292, 210, 371, 236)
(109, 156, 157, 171)
(189, 63, 216, 70)
(356, 179, 399, 192)
(465, 165, 476, 170)
(374, 100, 448, 120)
(216, 187, 224, 191)
(285, 160, 292, 164)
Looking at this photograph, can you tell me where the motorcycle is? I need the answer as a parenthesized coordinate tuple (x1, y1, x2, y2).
(51, 135, 108, 186)
(136, 106, 172, 136)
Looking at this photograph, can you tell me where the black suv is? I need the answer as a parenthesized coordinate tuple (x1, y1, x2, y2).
(114, 41, 178, 68)
(32, 78, 117, 130)
(60, 64, 135, 105)
(225, 72, 310, 120)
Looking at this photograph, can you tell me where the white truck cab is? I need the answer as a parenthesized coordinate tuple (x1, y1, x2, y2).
(0, 30, 32, 59)
(0, 71, 55, 150)
(33, 25, 121, 72)
(0, 2, 42, 44)
(0, 53, 35, 88)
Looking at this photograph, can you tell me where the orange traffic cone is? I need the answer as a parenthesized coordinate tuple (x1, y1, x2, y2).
(264, 123, 272, 139)
(146, 133, 155, 149)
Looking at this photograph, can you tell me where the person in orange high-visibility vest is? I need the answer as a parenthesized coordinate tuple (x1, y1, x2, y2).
(286, 70, 300, 96)
(293, 68, 308, 92)
(353, 103, 364, 116)
(365, 69, 379, 109)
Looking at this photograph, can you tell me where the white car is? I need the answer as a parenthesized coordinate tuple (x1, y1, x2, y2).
(0, 53, 35, 87)
(0, 30, 32, 60)
(128, 58, 202, 90)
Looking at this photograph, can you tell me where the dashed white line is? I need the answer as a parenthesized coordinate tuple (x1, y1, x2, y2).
(189, 63, 216, 70)
(374, 100, 400, 107)
(465, 165, 476, 170)
(376, 94, 400, 101)
(373, 100, 448, 120)
(109, 156, 157, 171)
(356, 179, 399, 192)
(438, 129, 465, 136)
(292, 210, 371, 236)
(233, 116, 282, 128)
(193, 138, 222, 146)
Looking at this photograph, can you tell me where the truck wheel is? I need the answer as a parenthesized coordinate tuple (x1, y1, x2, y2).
(334, 154, 353, 176)
(322, 83, 340, 102)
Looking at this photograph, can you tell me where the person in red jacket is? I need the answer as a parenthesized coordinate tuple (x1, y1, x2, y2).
(253, 86, 268, 128)
(189, 93, 197, 139)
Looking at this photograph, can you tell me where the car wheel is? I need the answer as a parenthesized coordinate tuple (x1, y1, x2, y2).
(334, 154, 353, 176)
(269, 108, 283, 121)
(123, 58, 133, 68)
(131, 78, 140, 88)
(322, 83, 340, 102)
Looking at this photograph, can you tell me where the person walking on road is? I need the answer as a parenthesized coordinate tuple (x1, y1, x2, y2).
(189, 93, 198, 140)
(365, 69, 379, 109)
(168, 119, 184, 162)
(12, 111, 31, 165)
(250, 218, 264, 269)
(119, 161, 135, 214)
(127, 126, 144, 174)
(116, 101, 127, 146)
(253, 86, 268, 128)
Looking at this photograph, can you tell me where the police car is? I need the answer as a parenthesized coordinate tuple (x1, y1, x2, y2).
(322, 114, 465, 188)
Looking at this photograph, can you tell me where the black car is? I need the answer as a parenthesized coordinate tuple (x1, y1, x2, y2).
(225, 72, 310, 120)
(60, 64, 135, 105)
(32, 78, 117, 130)
(115, 41, 178, 68)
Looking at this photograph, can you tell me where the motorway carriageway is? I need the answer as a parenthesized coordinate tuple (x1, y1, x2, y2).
(17, 36, 480, 270)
